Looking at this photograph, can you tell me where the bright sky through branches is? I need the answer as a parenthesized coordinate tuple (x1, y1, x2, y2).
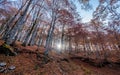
(9, 0, 120, 23)
(74, 0, 99, 23)
(9, 0, 99, 23)
(9, 0, 16, 1)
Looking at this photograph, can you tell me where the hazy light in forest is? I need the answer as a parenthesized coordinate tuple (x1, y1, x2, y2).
(57, 43, 62, 50)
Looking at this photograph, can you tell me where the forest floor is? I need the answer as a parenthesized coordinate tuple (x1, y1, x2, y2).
(0, 40, 120, 75)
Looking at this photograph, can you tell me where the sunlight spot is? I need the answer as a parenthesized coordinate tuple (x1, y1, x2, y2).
(57, 43, 62, 49)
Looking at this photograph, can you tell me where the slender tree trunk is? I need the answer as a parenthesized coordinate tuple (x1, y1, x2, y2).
(44, 10, 57, 55)
(38, 25, 47, 47)
(61, 24, 65, 50)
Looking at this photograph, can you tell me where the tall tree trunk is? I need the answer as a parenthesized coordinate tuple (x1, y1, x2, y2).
(61, 24, 65, 50)
(6, 0, 33, 45)
(44, 6, 57, 55)
(2, 0, 28, 40)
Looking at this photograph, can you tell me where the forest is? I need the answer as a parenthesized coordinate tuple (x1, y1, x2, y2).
(0, 0, 120, 75)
